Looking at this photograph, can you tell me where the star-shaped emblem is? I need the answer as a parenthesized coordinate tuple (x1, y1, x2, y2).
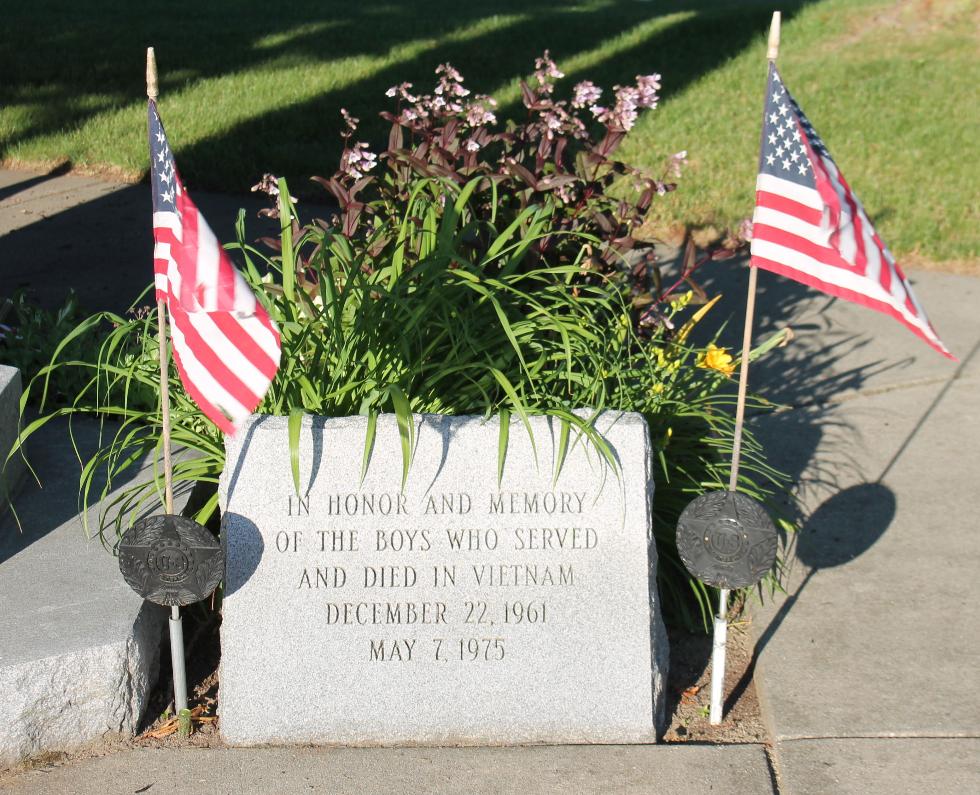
(118, 515, 223, 607)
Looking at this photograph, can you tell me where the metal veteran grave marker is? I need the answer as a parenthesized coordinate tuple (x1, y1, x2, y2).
(119, 514, 223, 606)
(219, 412, 667, 746)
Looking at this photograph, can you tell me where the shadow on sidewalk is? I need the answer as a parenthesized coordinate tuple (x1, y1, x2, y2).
(0, 417, 172, 564)
(723, 334, 980, 716)
(0, 162, 72, 204)
(0, 180, 287, 313)
(724, 482, 897, 714)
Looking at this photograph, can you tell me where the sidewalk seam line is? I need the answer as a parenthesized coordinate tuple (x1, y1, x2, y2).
(758, 372, 979, 416)
(776, 733, 980, 742)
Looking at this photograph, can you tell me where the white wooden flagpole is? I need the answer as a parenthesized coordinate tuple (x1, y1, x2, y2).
(708, 10, 781, 727)
(147, 47, 189, 724)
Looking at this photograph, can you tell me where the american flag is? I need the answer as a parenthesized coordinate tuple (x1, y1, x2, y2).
(150, 101, 281, 433)
(750, 64, 953, 360)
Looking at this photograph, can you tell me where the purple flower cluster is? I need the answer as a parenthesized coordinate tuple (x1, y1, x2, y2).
(533, 50, 564, 94)
(668, 150, 688, 179)
(571, 81, 602, 109)
(465, 94, 498, 128)
(309, 50, 708, 343)
(250, 173, 298, 218)
(435, 63, 469, 99)
(321, 51, 688, 275)
(340, 141, 378, 180)
(336, 108, 377, 179)
(250, 172, 282, 198)
(591, 73, 661, 132)
(340, 108, 359, 135)
(384, 64, 501, 127)
(385, 82, 418, 103)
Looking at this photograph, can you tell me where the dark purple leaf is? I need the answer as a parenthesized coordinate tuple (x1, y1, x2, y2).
(536, 174, 578, 191)
(554, 136, 568, 168)
(388, 122, 404, 152)
(343, 202, 364, 237)
(504, 159, 539, 190)
(636, 186, 654, 214)
(310, 176, 350, 207)
(519, 80, 537, 109)
(596, 130, 625, 158)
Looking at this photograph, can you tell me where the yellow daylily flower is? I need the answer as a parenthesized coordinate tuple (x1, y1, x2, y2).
(698, 344, 736, 377)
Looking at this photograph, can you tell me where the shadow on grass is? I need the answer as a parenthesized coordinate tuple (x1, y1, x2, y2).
(0, 0, 814, 193)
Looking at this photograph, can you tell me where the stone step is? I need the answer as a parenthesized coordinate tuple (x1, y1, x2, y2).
(0, 414, 188, 766)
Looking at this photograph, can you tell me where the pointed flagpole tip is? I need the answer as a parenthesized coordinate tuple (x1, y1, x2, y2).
(767, 11, 782, 62)
(146, 47, 158, 101)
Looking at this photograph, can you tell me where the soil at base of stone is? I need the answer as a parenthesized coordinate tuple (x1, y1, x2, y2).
(662, 617, 767, 744)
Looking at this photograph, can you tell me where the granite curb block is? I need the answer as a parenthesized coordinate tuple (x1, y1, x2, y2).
(0, 418, 169, 767)
(0, 365, 24, 509)
(0, 603, 164, 768)
(0, 744, 776, 794)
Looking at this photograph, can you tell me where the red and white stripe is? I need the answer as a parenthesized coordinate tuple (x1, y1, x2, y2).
(751, 120, 954, 360)
(152, 181, 281, 434)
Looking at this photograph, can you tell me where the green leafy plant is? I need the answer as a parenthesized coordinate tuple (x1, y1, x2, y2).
(0, 291, 107, 406)
(10, 55, 792, 628)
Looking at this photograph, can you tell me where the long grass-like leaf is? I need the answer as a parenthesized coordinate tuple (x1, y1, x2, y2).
(387, 385, 414, 490)
(288, 406, 303, 496)
(361, 411, 377, 485)
(496, 410, 509, 487)
(489, 368, 537, 467)
(553, 416, 570, 486)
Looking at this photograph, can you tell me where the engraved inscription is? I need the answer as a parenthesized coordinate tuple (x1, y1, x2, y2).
(273, 491, 600, 662)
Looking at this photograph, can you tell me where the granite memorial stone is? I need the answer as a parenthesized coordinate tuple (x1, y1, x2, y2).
(219, 411, 668, 745)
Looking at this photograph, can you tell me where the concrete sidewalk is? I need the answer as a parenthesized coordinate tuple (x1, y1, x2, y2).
(1, 745, 777, 795)
(738, 264, 980, 793)
(2, 167, 978, 793)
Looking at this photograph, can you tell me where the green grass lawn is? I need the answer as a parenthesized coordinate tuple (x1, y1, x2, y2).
(1, 0, 976, 263)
